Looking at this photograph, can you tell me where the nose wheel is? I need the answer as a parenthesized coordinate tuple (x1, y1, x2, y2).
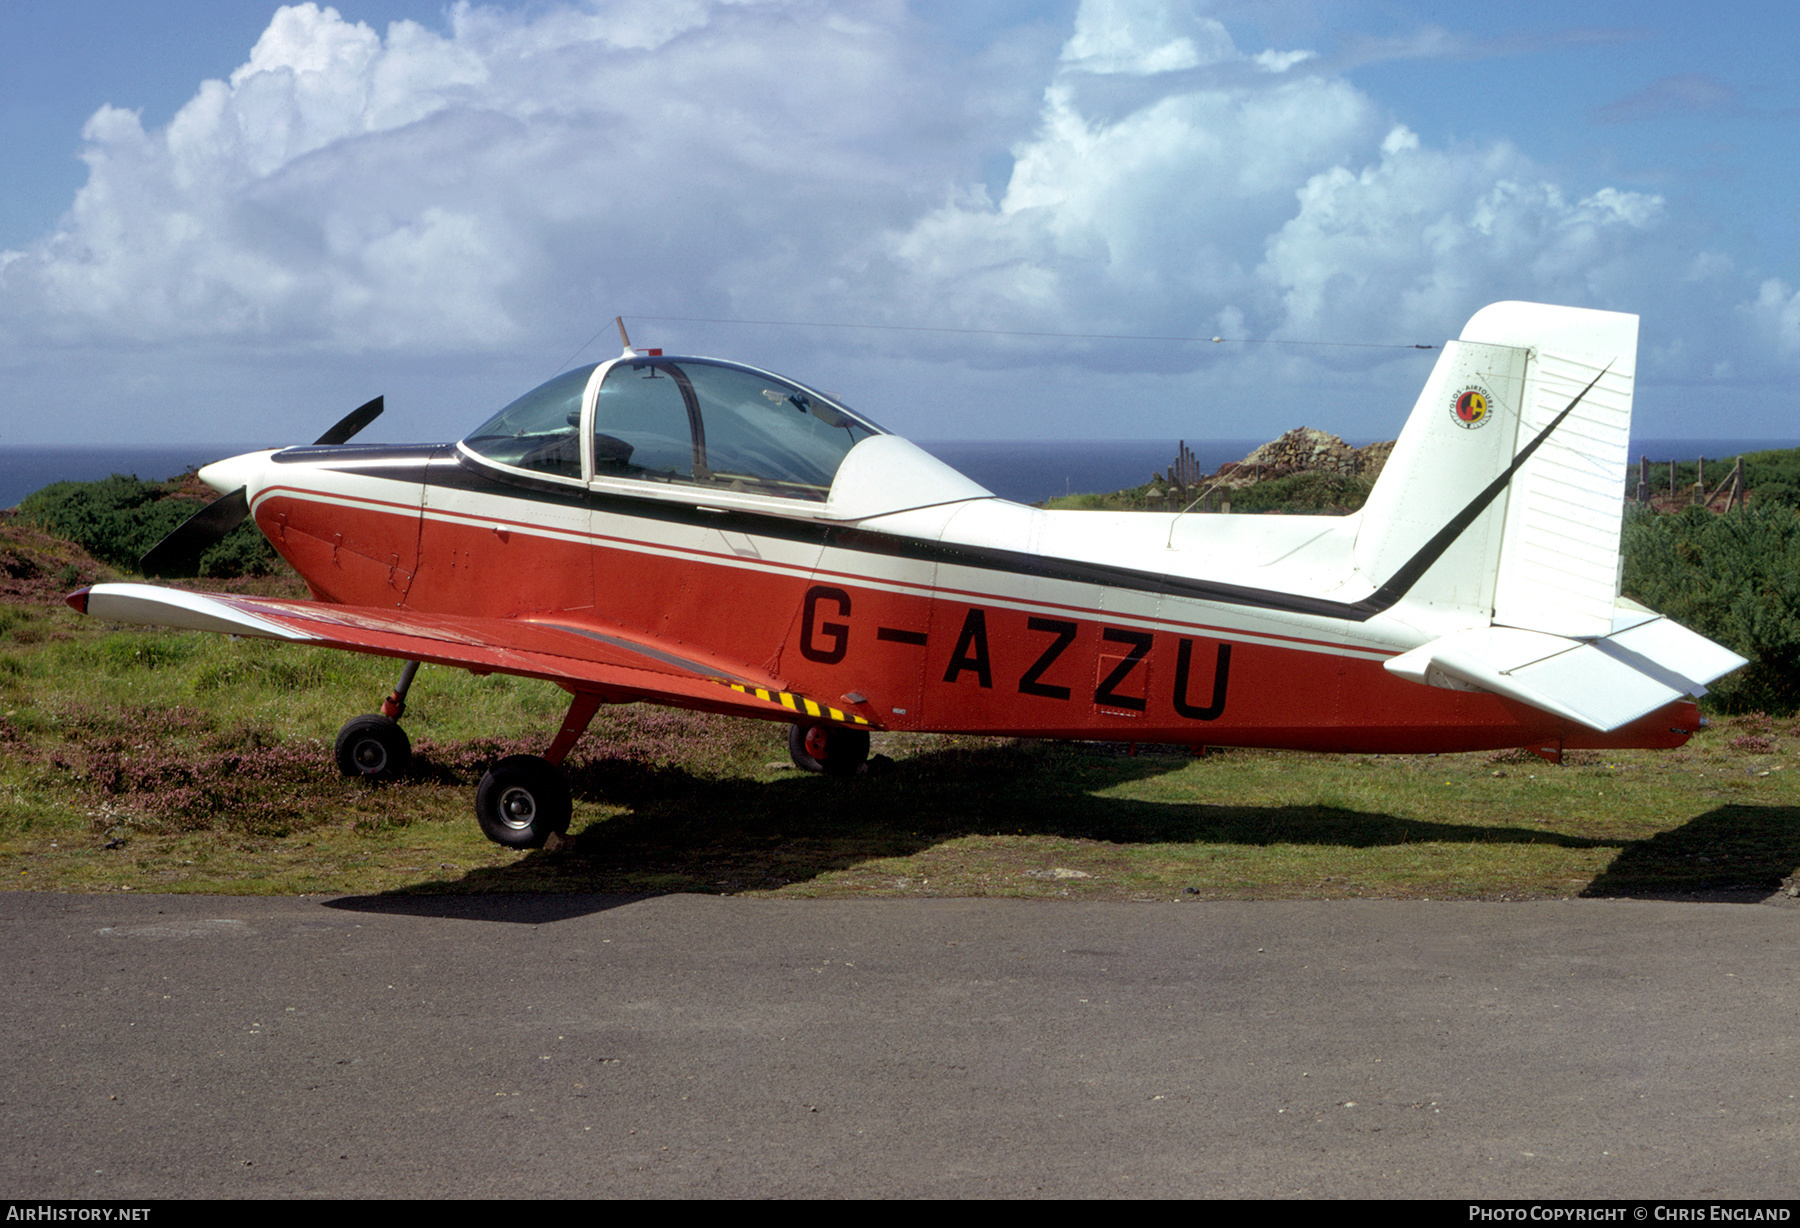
(334, 714, 412, 782)
(475, 754, 572, 848)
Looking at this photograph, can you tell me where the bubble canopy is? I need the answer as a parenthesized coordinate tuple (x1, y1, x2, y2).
(461, 356, 884, 502)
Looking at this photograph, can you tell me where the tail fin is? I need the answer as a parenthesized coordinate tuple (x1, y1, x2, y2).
(1354, 301, 1635, 636)
(1358, 301, 1745, 731)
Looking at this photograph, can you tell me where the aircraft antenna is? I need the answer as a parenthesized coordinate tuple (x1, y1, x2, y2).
(615, 316, 636, 357)
(1165, 460, 1250, 547)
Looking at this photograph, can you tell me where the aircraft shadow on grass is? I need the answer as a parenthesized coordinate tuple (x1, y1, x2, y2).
(1582, 804, 1800, 900)
(327, 742, 1800, 921)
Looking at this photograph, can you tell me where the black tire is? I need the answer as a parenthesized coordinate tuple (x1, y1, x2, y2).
(788, 722, 870, 777)
(475, 754, 572, 849)
(333, 714, 411, 782)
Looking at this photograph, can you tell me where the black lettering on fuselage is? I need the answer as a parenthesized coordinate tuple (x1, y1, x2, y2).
(1017, 617, 1077, 700)
(1173, 639, 1231, 720)
(800, 585, 851, 664)
(942, 608, 993, 687)
(1094, 627, 1153, 711)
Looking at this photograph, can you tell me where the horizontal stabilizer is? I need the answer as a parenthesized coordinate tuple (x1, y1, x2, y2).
(1385, 619, 1746, 732)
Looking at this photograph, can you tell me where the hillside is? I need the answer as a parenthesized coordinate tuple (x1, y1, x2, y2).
(0, 510, 113, 606)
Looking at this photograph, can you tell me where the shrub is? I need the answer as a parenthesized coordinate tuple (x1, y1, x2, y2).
(1622, 504, 1800, 713)
(1226, 471, 1373, 514)
(17, 473, 275, 577)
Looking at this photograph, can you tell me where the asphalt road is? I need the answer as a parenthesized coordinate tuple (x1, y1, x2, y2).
(2, 891, 1795, 1199)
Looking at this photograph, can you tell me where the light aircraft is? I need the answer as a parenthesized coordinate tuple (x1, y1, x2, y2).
(68, 301, 1745, 848)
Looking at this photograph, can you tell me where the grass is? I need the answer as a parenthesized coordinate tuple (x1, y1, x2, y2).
(3, 588, 1798, 901)
(3, 507, 1795, 902)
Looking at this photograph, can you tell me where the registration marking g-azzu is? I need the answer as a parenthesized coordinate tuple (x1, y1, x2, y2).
(801, 581, 1234, 722)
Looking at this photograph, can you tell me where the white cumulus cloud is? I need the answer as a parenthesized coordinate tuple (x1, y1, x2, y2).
(0, 0, 1793, 444)
(1262, 128, 1667, 343)
(0, 0, 989, 355)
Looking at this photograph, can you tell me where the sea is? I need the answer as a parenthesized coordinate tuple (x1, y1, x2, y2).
(1, 438, 1794, 511)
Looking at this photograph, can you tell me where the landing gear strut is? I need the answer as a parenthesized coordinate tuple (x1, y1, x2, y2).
(788, 722, 870, 776)
(335, 669, 604, 849)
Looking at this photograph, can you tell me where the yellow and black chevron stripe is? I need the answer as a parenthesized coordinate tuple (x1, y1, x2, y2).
(726, 683, 875, 727)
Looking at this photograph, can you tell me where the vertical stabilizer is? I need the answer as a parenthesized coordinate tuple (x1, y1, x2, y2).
(1354, 302, 1637, 638)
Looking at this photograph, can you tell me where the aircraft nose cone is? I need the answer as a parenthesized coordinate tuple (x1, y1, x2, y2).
(197, 450, 275, 496)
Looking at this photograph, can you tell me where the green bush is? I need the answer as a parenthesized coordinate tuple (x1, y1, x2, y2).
(17, 473, 275, 577)
(1752, 479, 1800, 509)
(1621, 504, 1800, 713)
(196, 527, 278, 578)
(1226, 471, 1373, 514)
(1744, 448, 1800, 496)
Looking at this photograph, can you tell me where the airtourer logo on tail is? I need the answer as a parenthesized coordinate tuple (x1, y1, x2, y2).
(1451, 385, 1493, 429)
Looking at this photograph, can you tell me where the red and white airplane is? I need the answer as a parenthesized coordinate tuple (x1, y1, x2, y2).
(69, 301, 1744, 848)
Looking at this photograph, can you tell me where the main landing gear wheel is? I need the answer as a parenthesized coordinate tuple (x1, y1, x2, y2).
(788, 722, 870, 777)
(475, 754, 572, 849)
(334, 714, 411, 782)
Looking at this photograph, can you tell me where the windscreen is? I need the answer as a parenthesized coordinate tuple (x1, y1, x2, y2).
(462, 363, 597, 480)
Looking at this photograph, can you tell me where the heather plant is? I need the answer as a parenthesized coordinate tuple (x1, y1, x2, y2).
(11, 681, 789, 843)
(0, 606, 31, 640)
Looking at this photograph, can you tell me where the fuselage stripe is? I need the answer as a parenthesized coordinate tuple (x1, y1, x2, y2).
(256, 473, 1402, 662)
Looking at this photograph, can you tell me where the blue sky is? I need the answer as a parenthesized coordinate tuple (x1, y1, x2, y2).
(1, 0, 1795, 447)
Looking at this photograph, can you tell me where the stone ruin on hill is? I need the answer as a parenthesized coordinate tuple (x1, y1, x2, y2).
(1151, 428, 1396, 510)
(1216, 427, 1394, 488)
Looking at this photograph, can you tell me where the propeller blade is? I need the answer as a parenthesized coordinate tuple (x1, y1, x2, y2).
(139, 487, 250, 578)
(313, 395, 383, 446)
(138, 395, 380, 576)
